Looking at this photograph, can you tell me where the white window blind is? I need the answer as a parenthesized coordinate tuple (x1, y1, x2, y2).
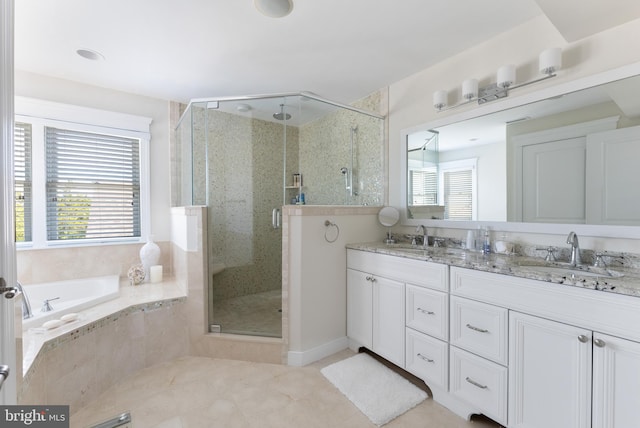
(443, 169, 473, 220)
(45, 127, 141, 241)
(15, 122, 32, 242)
(409, 167, 438, 205)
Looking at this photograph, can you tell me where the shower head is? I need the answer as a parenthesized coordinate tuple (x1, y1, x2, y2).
(273, 112, 292, 121)
(340, 167, 348, 174)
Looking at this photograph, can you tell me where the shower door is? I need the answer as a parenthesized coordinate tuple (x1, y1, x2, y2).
(202, 97, 298, 338)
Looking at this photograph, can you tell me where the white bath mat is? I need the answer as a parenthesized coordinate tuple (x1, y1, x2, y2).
(321, 352, 428, 426)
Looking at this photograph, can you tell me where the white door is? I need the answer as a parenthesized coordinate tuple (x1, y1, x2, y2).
(509, 312, 591, 428)
(346, 269, 372, 350)
(586, 126, 640, 225)
(592, 332, 640, 428)
(0, 0, 18, 405)
(372, 275, 405, 367)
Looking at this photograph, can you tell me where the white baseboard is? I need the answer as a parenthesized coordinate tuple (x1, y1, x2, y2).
(287, 336, 349, 367)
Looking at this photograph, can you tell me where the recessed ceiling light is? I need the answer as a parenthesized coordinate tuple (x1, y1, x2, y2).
(254, 0, 293, 18)
(76, 49, 105, 61)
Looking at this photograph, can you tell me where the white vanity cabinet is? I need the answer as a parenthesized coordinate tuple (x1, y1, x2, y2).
(346, 249, 448, 370)
(346, 268, 373, 350)
(509, 311, 592, 428)
(451, 266, 640, 428)
(592, 332, 640, 428)
(449, 295, 508, 425)
(346, 250, 407, 366)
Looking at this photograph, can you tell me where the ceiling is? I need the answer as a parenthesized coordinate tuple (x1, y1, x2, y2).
(15, 0, 542, 104)
(14, 1, 640, 106)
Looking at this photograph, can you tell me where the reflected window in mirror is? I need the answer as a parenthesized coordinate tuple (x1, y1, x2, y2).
(439, 159, 477, 221)
(407, 130, 478, 220)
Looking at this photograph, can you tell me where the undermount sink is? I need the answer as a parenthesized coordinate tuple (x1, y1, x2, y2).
(518, 264, 624, 279)
(387, 244, 466, 257)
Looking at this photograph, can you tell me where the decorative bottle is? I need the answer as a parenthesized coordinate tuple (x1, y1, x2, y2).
(139, 235, 161, 282)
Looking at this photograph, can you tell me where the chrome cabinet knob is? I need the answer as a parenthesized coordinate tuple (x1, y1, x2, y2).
(594, 338, 606, 348)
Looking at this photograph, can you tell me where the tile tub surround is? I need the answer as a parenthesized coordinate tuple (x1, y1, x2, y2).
(17, 241, 173, 285)
(347, 242, 640, 298)
(19, 279, 188, 411)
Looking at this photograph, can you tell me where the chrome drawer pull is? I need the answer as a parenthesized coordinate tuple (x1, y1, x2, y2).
(417, 307, 435, 315)
(466, 323, 489, 333)
(465, 376, 488, 389)
(417, 353, 434, 363)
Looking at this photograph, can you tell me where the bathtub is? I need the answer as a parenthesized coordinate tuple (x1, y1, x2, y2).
(22, 275, 120, 330)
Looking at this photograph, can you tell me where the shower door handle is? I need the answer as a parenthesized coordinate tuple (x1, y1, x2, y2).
(272, 208, 281, 229)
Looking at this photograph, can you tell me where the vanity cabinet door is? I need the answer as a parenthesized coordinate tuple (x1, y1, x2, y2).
(509, 311, 592, 428)
(346, 268, 372, 350)
(592, 332, 640, 428)
(372, 275, 405, 367)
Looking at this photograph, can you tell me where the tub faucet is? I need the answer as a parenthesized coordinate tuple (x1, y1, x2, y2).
(416, 225, 428, 248)
(41, 297, 60, 313)
(15, 282, 32, 320)
(566, 231, 581, 267)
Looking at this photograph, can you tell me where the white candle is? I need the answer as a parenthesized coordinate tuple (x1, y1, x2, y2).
(150, 265, 163, 283)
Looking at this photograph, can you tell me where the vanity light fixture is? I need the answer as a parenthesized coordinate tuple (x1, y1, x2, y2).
(434, 47, 562, 112)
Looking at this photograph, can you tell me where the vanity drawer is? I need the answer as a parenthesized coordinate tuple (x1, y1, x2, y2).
(405, 328, 448, 391)
(450, 346, 507, 425)
(347, 249, 448, 291)
(450, 296, 508, 365)
(406, 284, 448, 340)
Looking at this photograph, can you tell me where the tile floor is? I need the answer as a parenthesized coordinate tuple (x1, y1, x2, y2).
(72, 350, 502, 428)
(211, 290, 282, 338)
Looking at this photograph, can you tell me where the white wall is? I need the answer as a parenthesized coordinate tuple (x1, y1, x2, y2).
(388, 14, 640, 247)
(14, 71, 172, 241)
(286, 207, 385, 366)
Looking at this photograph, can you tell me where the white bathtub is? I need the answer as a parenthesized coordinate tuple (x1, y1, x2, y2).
(22, 275, 120, 330)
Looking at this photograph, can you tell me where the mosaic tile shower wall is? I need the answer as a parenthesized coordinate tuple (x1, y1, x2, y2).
(299, 91, 384, 206)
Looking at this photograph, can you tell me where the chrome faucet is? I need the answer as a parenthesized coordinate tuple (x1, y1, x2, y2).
(41, 297, 60, 313)
(416, 225, 428, 248)
(15, 282, 33, 320)
(566, 231, 581, 267)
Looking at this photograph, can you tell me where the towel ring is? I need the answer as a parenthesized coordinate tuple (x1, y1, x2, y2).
(324, 220, 340, 243)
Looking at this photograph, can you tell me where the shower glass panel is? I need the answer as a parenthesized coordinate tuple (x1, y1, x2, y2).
(174, 92, 384, 338)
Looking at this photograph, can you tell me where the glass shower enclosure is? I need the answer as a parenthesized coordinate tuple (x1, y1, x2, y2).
(174, 92, 384, 338)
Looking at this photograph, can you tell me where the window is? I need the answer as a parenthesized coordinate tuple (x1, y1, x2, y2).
(45, 127, 141, 241)
(15, 97, 151, 248)
(14, 122, 32, 242)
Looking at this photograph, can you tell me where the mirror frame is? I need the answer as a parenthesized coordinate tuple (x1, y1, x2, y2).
(400, 61, 640, 239)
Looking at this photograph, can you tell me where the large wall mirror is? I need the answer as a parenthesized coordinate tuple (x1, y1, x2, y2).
(401, 64, 640, 238)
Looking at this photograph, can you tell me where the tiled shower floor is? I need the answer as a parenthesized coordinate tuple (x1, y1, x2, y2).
(211, 290, 282, 337)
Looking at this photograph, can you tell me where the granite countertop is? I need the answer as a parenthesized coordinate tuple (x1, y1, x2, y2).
(347, 242, 640, 298)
